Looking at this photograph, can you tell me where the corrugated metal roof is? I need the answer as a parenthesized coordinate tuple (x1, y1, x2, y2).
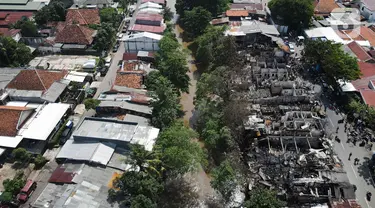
(21, 103, 70, 141)
(0, 135, 23, 148)
(41, 81, 67, 102)
(122, 32, 162, 41)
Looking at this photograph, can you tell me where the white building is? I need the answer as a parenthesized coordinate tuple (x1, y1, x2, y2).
(121, 32, 162, 52)
(359, 0, 375, 22)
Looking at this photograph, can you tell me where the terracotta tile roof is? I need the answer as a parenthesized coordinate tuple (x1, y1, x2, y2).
(115, 72, 143, 89)
(0, 106, 28, 137)
(136, 13, 163, 22)
(65, 9, 100, 25)
(360, 26, 375, 46)
(0, 28, 20, 37)
(55, 25, 95, 45)
(347, 41, 373, 62)
(358, 62, 375, 78)
(226, 10, 249, 17)
(123, 53, 138, 61)
(0, 11, 33, 27)
(360, 90, 375, 107)
(131, 24, 165, 34)
(56, 21, 66, 33)
(336, 29, 366, 41)
(7, 70, 67, 91)
(314, 0, 340, 15)
(369, 50, 375, 58)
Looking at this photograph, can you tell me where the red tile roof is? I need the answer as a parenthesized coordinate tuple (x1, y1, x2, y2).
(0, 28, 20, 37)
(336, 30, 366, 41)
(359, 62, 375, 78)
(0, 106, 29, 137)
(360, 90, 375, 107)
(55, 25, 95, 45)
(123, 53, 138, 61)
(226, 10, 249, 17)
(347, 41, 373, 62)
(141, 0, 165, 4)
(131, 24, 165, 34)
(360, 26, 375, 47)
(136, 13, 163, 22)
(0, 11, 33, 27)
(65, 9, 100, 25)
(314, 0, 340, 15)
(49, 166, 76, 183)
(7, 70, 67, 91)
(115, 72, 143, 89)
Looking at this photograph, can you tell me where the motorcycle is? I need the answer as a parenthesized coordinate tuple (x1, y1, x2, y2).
(367, 191, 372, 201)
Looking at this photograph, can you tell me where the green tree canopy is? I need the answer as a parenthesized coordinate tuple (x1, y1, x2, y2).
(303, 40, 361, 84)
(127, 144, 163, 177)
(130, 194, 157, 208)
(268, 0, 313, 31)
(163, 6, 174, 22)
(180, 7, 212, 40)
(34, 1, 66, 26)
(100, 7, 121, 27)
(243, 188, 286, 208)
(0, 36, 32, 67)
(210, 160, 237, 201)
(155, 122, 206, 176)
(149, 76, 182, 129)
(3, 177, 25, 195)
(12, 148, 31, 163)
(93, 22, 116, 52)
(14, 20, 39, 37)
(176, 0, 228, 17)
(84, 98, 101, 110)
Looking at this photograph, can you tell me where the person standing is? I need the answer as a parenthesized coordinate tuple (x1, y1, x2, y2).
(348, 152, 352, 160)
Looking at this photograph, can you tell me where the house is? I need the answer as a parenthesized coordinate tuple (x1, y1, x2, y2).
(138, 2, 162, 10)
(0, 102, 70, 154)
(122, 32, 162, 52)
(72, 0, 115, 8)
(54, 24, 96, 49)
(211, 17, 230, 26)
(345, 41, 374, 62)
(0, 28, 22, 42)
(226, 10, 249, 21)
(358, 0, 375, 22)
(130, 24, 165, 34)
(314, 0, 340, 16)
(0, 0, 46, 11)
(135, 13, 163, 26)
(65, 8, 100, 25)
(5, 69, 68, 103)
(0, 11, 34, 27)
(141, 0, 165, 5)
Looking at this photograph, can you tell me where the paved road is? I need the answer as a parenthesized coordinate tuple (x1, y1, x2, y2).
(323, 96, 375, 208)
(94, 41, 125, 98)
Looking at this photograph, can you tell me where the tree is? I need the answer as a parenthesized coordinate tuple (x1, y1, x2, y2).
(0, 191, 13, 203)
(155, 122, 206, 176)
(84, 98, 101, 110)
(93, 22, 116, 52)
(14, 20, 39, 37)
(127, 144, 163, 177)
(210, 160, 237, 201)
(149, 76, 182, 129)
(195, 66, 229, 100)
(113, 171, 163, 205)
(268, 0, 313, 31)
(0, 37, 32, 67)
(145, 71, 163, 91)
(34, 1, 66, 26)
(180, 7, 212, 40)
(130, 194, 157, 208)
(100, 8, 121, 27)
(176, 0, 228, 17)
(303, 40, 361, 84)
(156, 33, 190, 93)
(34, 154, 48, 169)
(12, 148, 31, 163)
(163, 6, 174, 22)
(243, 188, 286, 208)
(3, 177, 25, 195)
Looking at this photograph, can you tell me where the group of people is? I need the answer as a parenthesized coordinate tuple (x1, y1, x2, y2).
(348, 153, 360, 165)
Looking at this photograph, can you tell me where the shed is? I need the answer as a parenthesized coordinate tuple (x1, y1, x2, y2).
(122, 32, 162, 52)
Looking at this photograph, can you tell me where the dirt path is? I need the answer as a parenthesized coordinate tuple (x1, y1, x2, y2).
(173, 25, 216, 203)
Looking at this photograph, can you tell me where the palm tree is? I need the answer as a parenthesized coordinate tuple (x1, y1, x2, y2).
(126, 144, 165, 177)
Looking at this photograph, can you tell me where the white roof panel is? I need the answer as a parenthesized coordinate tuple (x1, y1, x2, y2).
(122, 32, 162, 41)
(139, 2, 162, 9)
(90, 143, 116, 165)
(21, 103, 70, 140)
(0, 136, 23, 148)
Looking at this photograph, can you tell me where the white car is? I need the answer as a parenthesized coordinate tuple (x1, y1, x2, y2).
(105, 56, 112, 67)
(289, 43, 295, 53)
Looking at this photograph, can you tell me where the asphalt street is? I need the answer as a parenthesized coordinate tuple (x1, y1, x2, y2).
(323, 96, 375, 208)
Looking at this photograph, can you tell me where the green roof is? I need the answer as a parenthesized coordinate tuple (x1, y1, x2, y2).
(0, 0, 29, 5)
(0, 1, 45, 10)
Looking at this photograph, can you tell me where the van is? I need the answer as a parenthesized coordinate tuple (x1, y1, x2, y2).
(17, 180, 37, 203)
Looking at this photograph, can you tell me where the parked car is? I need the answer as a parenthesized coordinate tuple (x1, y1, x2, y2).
(60, 128, 73, 145)
(105, 56, 112, 67)
(17, 180, 37, 203)
(288, 43, 295, 53)
(112, 45, 119, 52)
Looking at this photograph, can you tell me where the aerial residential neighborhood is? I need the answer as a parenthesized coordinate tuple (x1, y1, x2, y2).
(1, 0, 375, 207)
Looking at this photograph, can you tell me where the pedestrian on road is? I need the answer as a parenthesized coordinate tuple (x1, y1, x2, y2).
(336, 126, 339, 133)
(354, 158, 360, 165)
(348, 152, 352, 160)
